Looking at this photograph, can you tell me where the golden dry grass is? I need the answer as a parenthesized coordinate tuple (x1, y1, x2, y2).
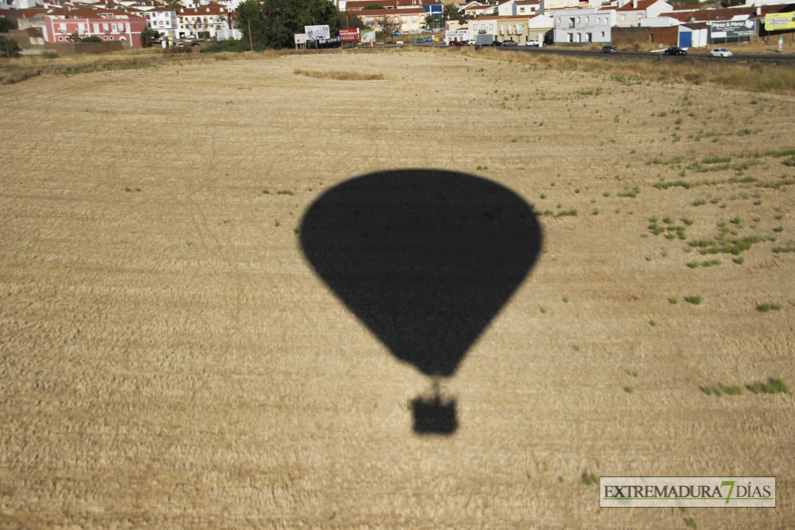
(1, 49, 793, 527)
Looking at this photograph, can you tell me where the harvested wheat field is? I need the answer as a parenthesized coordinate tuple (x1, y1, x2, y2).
(1, 48, 794, 528)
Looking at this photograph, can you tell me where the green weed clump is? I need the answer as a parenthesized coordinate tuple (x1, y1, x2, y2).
(756, 303, 781, 312)
(689, 235, 764, 256)
(746, 378, 790, 395)
(684, 295, 702, 305)
(555, 209, 578, 217)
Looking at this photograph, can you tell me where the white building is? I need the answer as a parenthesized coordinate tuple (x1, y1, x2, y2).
(137, 8, 178, 40)
(552, 7, 614, 43)
(614, 0, 672, 28)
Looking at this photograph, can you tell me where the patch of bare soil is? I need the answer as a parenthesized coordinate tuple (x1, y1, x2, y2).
(1, 50, 793, 527)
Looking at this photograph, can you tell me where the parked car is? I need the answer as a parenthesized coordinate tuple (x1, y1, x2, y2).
(448, 40, 465, 46)
(710, 47, 732, 58)
(601, 45, 618, 54)
(664, 46, 687, 56)
(501, 39, 518, 47)
(520, 39, 540, 47)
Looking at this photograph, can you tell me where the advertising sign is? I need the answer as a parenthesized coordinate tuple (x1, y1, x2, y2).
(339, 28, 360, 42)
(361, 29, 376, 43)
(294, 33, 307, 45)
(765, 13, 795, 31)
(710, 19, 755, 39)
(305, 25, 330, 40)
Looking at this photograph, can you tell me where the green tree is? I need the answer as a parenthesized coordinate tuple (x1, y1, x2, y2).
(235, 0, 338, 50)
(443, 3, 459, 20)
(337, 11, 364, 30)
(0, 36, 21, 58)
(140, 27, 160, 47)
(235, 0, 266, 49)
(0, 16, 18, 33)
(362, 2, 384, 9)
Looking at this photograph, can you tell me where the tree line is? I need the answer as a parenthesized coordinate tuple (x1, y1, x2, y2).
(235, 0, 339, 50)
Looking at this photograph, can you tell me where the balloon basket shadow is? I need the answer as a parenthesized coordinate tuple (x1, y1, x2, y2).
(411, 394, 458, 436)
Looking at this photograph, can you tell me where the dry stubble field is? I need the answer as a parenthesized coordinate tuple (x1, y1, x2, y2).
(1, 48, 794, 527)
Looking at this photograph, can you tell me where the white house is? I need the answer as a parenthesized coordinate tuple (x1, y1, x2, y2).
(135, 7, 178, 40)
(176, 4, 229, 40)
(552, 7, 614, 43)
(516, 1, 541, 15)
(615, 0, 672, 28)
(498, 0, 516, 16)
(468, 16, 498, 38)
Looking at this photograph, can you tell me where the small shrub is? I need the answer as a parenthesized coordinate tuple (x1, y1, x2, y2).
(756, 303, 781, 312)
(685, 295, 702, 305)
(582, 472, 598, 486)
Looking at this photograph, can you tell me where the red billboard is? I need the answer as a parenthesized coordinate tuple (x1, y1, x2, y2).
(339, 28, 360, 42)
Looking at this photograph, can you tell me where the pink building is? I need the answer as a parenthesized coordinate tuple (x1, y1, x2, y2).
(42, 11, 148, 48)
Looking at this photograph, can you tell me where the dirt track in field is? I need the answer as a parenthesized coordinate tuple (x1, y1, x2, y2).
(1, 49, 794, 527)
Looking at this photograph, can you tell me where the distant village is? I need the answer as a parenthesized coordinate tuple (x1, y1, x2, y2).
(1, 0, 793, 53)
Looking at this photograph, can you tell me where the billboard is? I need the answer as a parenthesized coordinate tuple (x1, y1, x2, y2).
(339, 28, 360, 42)
(765, 13, 795, 31)
(305, 25, 330, 40)
(710, 19, 756, 39)
(294, 33, 307, 45)
(361, 29, 376, 43)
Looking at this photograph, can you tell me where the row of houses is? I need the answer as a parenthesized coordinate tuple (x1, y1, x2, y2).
(2, 0, 235, 49)
(446, 0, 794, 47)
(338, 0, 792, 47)
(2, 0, 793, 51)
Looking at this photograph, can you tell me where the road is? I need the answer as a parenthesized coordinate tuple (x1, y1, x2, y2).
(497, 45, 795, 62)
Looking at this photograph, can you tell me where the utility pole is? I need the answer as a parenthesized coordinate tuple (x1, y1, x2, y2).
(247, 19, 253, 50)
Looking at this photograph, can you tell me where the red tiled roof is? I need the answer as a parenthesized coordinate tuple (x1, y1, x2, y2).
(617, 0, 660, 12)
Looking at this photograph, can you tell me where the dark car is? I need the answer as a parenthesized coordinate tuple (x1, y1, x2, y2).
(664, 46, 687, 56)
(601, 45, 618, 54)
(449, 40, 465, 46)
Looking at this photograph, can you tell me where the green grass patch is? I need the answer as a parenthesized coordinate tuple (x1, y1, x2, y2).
(701, 383, 744, 396)
(756, 302, 781, 312)
(746, 378, 790, 395)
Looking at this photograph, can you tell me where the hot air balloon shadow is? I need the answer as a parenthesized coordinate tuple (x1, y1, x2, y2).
(300, 170, 543, 435)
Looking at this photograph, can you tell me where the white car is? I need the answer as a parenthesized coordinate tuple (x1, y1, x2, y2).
(710, 48, 732, 58)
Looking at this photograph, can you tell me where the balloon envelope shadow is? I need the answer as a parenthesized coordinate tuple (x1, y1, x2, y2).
(300, 170, 542, 435)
